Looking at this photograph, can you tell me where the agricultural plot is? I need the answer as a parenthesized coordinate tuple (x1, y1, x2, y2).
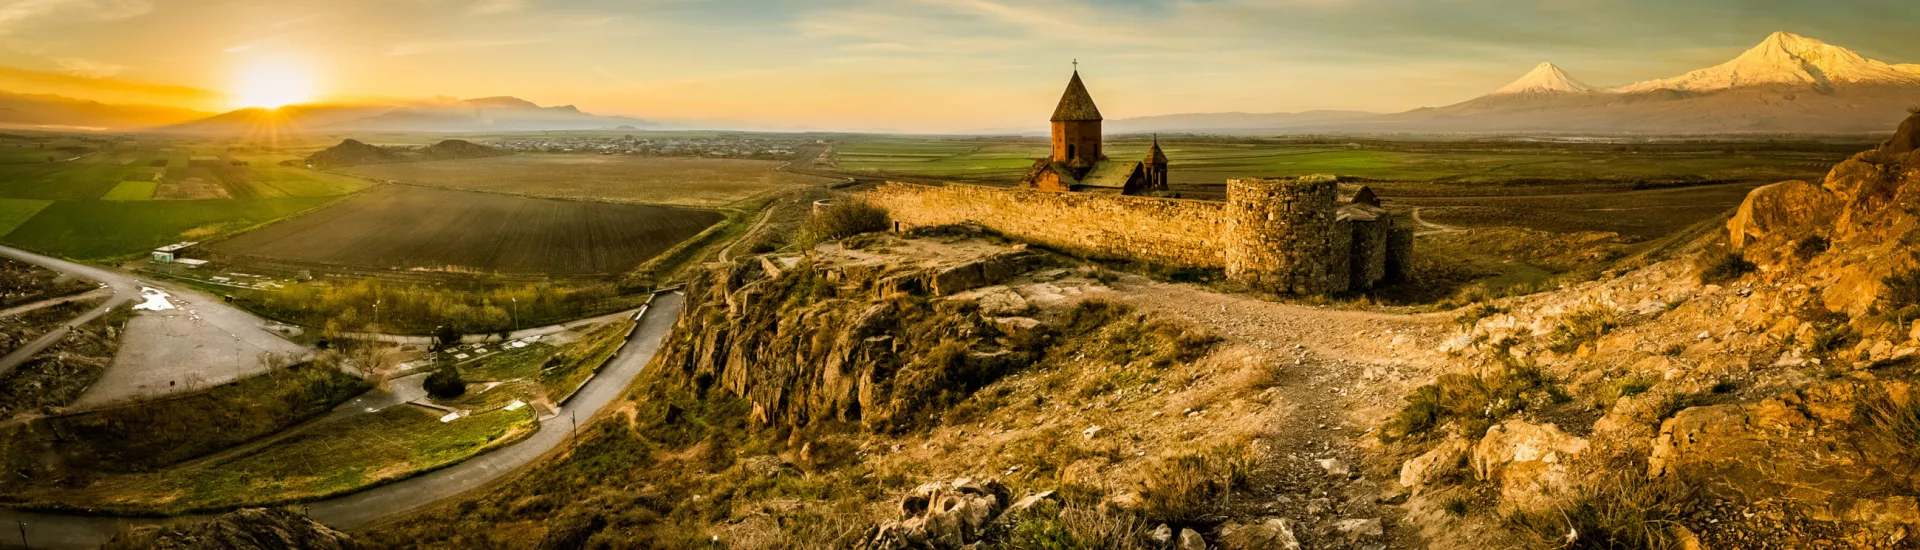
(3, 197, 332, 259)
(833, 136, 1847, 186)
(0, 198, 51, 236)
(101, 181, 157, 200)
(210, 186, 723, 276)
(336, 155, 833, 207)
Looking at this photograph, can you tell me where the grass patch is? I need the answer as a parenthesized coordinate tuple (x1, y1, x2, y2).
(1383, 361, 1566, 443)
(0, 197, 52, 237)
(1696, 251, 1755, 285)
(17, 405, 535, 515)
(100, 180, 158, 200)
(1546, 307, 1621, 354)
(1136, 446, 1256, 526)
(1509, 467, 1697, 550)
(0, 362, 368, 483)
(2, 196, 332, 259)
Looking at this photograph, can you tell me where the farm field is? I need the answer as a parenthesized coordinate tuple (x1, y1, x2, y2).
(210, 186, 723, 276)
(336, 154, 835, 207)
(832, 136, 1855, 186)
(0, 137, 376, 259)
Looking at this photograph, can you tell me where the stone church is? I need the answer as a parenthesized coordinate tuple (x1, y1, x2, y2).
(1021, 71, 1172, 196)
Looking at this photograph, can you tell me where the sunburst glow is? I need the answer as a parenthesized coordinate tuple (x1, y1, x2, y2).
(231, 59, 315, 109)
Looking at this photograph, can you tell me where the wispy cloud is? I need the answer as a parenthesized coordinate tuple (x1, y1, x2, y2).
(468, 0, 529, 16)
(387, 38, 549, 57)
(55, 57, 122, 77)
(0, 0, 151, 34)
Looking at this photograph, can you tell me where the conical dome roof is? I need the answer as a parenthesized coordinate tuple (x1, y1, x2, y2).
(1144, 135, 1167, 163)
(1050, 71, 1103, 122)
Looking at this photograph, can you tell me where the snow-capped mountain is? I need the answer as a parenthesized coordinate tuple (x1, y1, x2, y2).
(1490, 62, 1597, 95)
(1616, 31, 1920, 93)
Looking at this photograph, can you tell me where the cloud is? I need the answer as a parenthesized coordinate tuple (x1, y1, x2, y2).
(0, 0, 151, 34)
(55, 57, 123, 78)
(468, 0, 529, 15)
(387, 38, 549, 57)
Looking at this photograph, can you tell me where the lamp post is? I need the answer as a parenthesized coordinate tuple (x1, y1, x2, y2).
(511, 297, 519, 332)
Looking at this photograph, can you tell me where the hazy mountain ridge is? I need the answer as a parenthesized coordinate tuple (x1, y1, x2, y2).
(0, 91, 209, 130)
(161, 96, 653, 135)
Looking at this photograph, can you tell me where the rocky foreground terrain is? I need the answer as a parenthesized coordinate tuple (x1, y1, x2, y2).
(128, 113, 1920, 549)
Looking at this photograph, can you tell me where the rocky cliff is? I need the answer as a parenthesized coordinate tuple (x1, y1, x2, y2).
(1390, 111, 1920, 548)
(650, 234, 1055, 432)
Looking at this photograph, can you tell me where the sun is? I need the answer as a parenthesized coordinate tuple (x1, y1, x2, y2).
(231, 59, 316, 109)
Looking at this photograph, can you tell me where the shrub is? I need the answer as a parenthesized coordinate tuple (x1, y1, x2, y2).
(797, 199, 889, 247)
(1456, 303, 1509, 327)
(1810, 325, 1853, 355)
(1882, 268, 1920, 324)
(425, 364, 466, 398)
(1136, 447, 1254, 525)
(1858, 386, 1920, 462)
(1697, 252, 1755, 284)
(1546, 308, 1620, 354)
(1382, 362, 1563, 442)
(1793, 235, 1830, 261)
(1510, 468, 1697, 550)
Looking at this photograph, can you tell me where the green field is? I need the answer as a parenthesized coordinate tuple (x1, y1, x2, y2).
(0, 138, 372, 259)
(4, 197, 332, 259)
(337, 154, 833, 207)
(833, 137, 1855, 185)
(0, 198, 52, 236)
(101, 180, 157, 200)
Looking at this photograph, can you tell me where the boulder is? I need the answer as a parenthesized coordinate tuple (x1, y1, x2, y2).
(1727, 180, 1838, 250)
(1332, 518, 1384, 541)
(1648, 394, 1890, 504)
(1399, 436, 1470, 490)
(1176, 528, 1207, 550)
(1472, 420, 1589, 513)
(865, 478, 1011, 550)
(1217, 517, 1301, 550)
(1884, 112, 1920, 156)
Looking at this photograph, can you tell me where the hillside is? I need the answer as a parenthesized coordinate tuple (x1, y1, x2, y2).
(306, 139, 506, 169)
(165, 97, 651, 135)
(305, 139, 405, 169)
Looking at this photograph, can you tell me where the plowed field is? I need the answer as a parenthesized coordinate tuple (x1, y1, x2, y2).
(210, 186, 721, 276)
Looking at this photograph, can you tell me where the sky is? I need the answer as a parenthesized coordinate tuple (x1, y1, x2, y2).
(0, 0, 1917, 132)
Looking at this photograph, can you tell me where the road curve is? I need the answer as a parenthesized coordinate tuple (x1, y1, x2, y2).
(0, 292, 684, 550)
(0, 245, 137, 380)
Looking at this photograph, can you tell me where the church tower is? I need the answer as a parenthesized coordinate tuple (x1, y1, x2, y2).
(1050, 70, 1102, 167)
(1141, 135, 1169, 192)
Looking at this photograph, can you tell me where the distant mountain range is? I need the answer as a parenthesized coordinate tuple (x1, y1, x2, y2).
(160, 96, 653, 134)
(0, 91, 209, 130)
(1113, 32, 1920, 135)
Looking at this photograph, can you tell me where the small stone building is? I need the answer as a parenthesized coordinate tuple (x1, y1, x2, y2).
(1022, 71, 1172, 196)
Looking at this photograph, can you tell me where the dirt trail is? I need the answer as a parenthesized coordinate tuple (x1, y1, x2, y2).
(1410, 207, 1464, 236)
(1116, 278, 1457, 545)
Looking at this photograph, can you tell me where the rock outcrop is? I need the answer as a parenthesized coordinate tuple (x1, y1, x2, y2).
(861, 478, 1014, 550)
(101, 508, 360, 550)
(1471, 420, 1589, 513)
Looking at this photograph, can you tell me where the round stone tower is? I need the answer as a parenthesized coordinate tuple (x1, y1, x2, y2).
(1226, 176, 1338, 294)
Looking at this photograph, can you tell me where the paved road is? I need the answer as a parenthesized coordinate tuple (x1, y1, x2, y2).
(0, 244, 312, 409)
(336, 306, 644, 346)
(0, 292, 684, 549)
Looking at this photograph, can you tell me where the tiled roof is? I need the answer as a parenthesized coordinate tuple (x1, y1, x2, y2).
(1144, 136, 1168, 164)
(1050, 71, 1103, 122)
(1079, 160, 1140, 188)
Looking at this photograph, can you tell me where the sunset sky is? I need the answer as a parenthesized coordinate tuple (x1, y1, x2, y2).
(2, 0, 1916, 132)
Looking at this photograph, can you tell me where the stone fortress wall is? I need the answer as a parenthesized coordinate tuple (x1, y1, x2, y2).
(864, 175, 1410, 295)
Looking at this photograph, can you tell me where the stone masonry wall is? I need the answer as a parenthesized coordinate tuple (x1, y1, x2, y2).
(1225, 177, 1338, 294)
(865, 177, 1370, 295)
(866, 182, 1232, 268)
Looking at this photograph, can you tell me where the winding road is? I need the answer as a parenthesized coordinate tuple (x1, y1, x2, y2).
(0, 292, 684, 550)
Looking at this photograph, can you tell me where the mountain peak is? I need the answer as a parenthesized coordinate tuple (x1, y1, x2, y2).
(1489, 62, 1595, 95)
(1617, 31, 1920, 93)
